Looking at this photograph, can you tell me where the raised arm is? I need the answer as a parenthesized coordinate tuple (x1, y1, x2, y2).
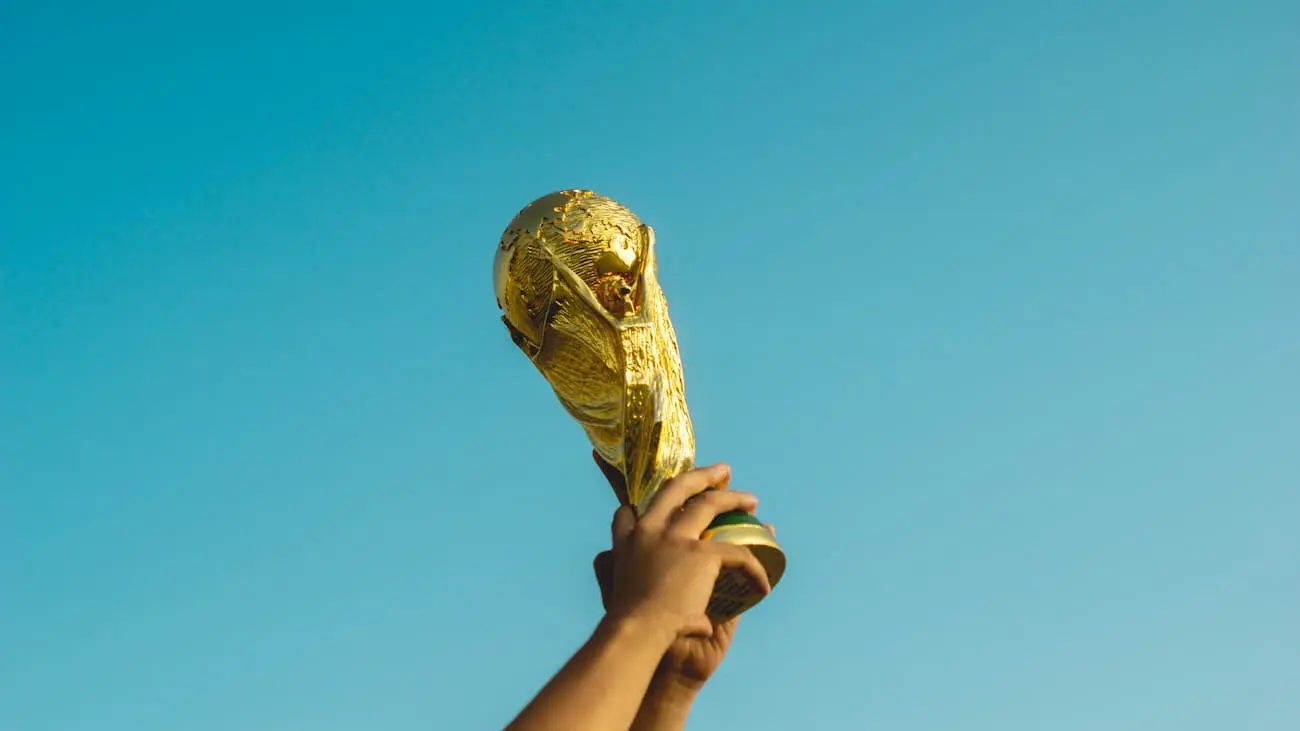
(592, 454, 771, 731)
(504, 462, 770, 731)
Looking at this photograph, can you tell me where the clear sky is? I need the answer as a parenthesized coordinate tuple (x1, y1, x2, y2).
(2, 2, 1297, 729)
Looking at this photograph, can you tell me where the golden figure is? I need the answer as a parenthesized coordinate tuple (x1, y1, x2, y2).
(493, 190, 785, 619)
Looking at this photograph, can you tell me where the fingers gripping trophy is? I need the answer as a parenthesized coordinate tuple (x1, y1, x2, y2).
(492, 189, 786, 619)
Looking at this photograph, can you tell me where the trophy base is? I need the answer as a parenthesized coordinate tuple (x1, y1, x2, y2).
(701, 511, 786, 621)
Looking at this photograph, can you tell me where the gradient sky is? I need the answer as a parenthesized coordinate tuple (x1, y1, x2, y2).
(3, 2, 1297, 730)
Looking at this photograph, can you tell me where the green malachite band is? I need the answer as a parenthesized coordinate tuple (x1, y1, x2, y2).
(707, 510, 764, 529)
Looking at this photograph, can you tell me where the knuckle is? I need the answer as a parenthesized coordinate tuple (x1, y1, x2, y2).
(695, 489, 736, 509)
(687, 492, 722, 511)
(669, 470, 699, 487)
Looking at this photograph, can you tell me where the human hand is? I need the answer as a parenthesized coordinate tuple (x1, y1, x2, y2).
(590, 454, 771, 642)
(593, 453, 771, 689)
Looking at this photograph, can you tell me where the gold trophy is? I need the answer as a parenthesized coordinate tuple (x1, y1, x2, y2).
(493, 189, 785, 619)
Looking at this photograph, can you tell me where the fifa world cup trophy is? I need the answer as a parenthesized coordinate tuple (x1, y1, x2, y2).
(492, 190, 785, 619)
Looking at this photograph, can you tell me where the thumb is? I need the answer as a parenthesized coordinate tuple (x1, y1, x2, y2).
(611, 505, 636, 544)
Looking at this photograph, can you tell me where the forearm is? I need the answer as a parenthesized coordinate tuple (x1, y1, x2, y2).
(631, 675, 700, 731)
(505, 614, 674, 731)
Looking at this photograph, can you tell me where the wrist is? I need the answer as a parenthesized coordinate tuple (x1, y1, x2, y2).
(599, 610, 678, 654)
(632, 670, 698, 731)
(649, 669, 703, 706)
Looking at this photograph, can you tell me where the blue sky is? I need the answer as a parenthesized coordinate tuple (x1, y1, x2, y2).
(2, 2, 1297, 729)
